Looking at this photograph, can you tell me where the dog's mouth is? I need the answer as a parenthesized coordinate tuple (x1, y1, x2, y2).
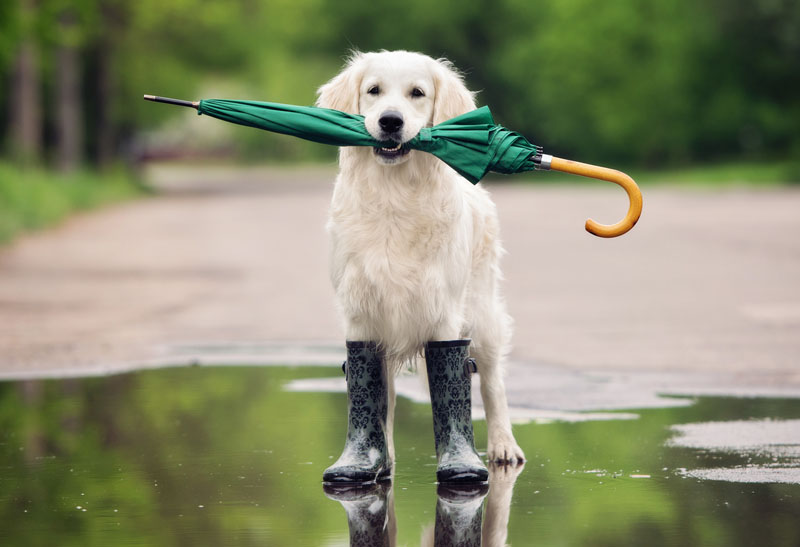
(373, 142, 410, 160)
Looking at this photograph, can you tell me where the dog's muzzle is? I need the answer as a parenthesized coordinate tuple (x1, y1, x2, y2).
(374, 111, 410, 161)
(374, 141, 409, 160)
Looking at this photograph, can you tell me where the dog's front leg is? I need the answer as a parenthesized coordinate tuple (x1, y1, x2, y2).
(475, 355, 525, 463)
(385, 368, 396, 467)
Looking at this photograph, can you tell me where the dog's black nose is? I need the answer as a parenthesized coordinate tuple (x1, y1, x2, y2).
(379, 111, 404, 134)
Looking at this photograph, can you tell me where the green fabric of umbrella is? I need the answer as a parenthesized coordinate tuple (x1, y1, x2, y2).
(197, 99, 542, 184)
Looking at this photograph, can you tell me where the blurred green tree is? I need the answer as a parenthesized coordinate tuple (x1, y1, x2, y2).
(0, 0, 797, 169)
(6, 0, 43, 164)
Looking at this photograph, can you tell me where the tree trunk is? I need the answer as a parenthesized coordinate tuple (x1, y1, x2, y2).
(94, 36, 113, 168)
(91, 1, 126, 169)
(9, 0, 42, 164)
(55, 11, 83, 172)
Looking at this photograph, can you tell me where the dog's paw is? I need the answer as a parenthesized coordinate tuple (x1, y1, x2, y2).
(486, 434, 525, 464)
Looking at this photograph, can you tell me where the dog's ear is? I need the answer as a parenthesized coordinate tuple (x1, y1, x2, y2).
(316, 52, 365, 114)
(432, 58, 477, 124)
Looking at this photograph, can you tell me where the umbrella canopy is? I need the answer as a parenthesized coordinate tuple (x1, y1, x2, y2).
(196, 99, 541, 184)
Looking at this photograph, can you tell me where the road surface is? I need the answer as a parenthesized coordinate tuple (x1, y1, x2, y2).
(1, 165, 798, 391)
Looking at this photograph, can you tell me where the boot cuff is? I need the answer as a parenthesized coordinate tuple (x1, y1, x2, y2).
(345, 340, 380, 350)
(425, 339, 471, 349)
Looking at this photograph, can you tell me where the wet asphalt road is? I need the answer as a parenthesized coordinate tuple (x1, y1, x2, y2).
(0, 164, 798, 392)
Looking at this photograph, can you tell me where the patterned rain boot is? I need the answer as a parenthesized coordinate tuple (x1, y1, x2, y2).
(425, 340, 489, 483)
(434, 483, 489, 547)
(323, 341, 391, 483)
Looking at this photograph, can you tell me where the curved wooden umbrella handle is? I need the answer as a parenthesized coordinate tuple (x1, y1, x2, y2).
(549, 156, 642, 238)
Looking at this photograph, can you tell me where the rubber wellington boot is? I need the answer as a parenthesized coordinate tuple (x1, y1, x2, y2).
(425, 340, 489, 483)
(323, 341, 391, 483)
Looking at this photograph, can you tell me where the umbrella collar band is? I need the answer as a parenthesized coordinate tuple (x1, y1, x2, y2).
(418, 128, 433, 142)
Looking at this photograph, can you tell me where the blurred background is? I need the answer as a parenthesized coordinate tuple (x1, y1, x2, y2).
(1, 0, 799, 243)
(2, 4, 800, 544)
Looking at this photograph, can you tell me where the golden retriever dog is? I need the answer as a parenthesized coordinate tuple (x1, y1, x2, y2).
(317, 50, 524, 464)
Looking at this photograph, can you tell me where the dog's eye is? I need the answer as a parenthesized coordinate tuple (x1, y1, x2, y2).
(367, 85, 380, 95)
(411, 87, 425, 98)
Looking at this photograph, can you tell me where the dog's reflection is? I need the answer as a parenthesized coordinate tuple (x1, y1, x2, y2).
(324, 462, 525, 547)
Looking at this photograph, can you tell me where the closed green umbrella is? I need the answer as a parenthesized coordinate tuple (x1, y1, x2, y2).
(197, 98, 381, 148)
(144, 95, 641, 237)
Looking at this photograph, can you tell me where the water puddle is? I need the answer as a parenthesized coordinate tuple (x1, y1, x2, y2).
(668, 419, 800, 484)
(1, 365, 799, 546)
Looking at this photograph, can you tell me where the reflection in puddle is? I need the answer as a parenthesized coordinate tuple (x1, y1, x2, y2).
(324, 482, 395, 546)
(324, 464, 523, 547)
(1, 366, 800, 546)
(429, 483, 486, 547)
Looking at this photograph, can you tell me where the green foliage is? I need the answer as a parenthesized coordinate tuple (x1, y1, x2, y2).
(0, 161, 145, 244)
(0, 0, 798, 166)
(0, 0, 796, 244)
(313, 0, 799, 166)
(0, 2, 20, 75)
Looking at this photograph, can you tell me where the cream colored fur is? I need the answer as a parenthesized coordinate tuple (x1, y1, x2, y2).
(317, 50, 524, 463)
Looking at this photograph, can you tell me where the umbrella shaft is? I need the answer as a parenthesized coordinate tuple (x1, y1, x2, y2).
(533, 153, 553, 170)
(143, 95, 199, 109)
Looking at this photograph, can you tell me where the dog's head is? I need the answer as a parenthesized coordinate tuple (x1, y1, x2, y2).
(316, 50, 476, 166)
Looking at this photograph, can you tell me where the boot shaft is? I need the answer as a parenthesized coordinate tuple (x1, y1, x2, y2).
(424, 340, 479, 461)
(344, 341, 388, 451)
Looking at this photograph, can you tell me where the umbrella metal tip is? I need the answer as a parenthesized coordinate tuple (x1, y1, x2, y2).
(142, 95, 199, 109)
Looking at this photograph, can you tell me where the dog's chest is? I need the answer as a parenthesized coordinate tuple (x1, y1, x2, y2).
(330, 186, 470, 294)
(346, 207, 452, 268)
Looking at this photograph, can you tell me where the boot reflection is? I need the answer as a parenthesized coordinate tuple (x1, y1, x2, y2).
(324, 463, 525, 546)
(323, 482, 396, 547)
(433, 483, 489, 547)
(422, 461, 526, 547)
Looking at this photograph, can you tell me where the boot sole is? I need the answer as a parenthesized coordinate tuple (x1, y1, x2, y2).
(322, 465, 392, 484)
(436, 467, 489, 484)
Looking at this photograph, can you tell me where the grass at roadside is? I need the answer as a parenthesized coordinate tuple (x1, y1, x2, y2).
(0, 162, 147, 245)
(632, 159, 800, 186)
(501, 159, 800, 187)
(2, 157, 795, 247)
